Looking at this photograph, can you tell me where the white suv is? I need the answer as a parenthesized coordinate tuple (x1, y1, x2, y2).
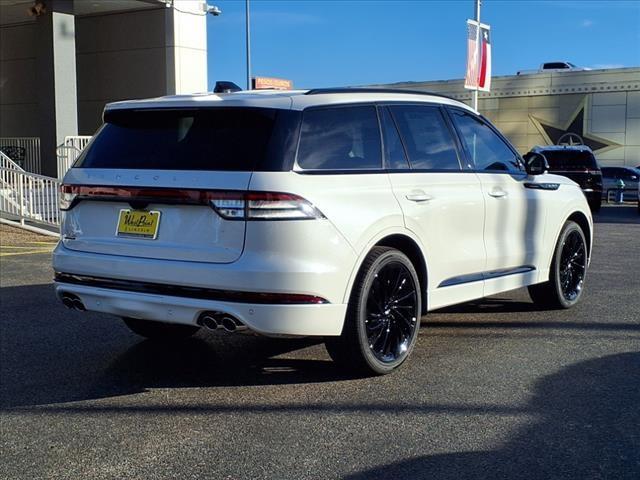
(53, 88, 593, 374)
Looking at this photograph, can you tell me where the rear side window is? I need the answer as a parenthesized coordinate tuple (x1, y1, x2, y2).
(380, 107, 410, 169)
(296, 106, 382, 170)
(76, 108, 280, 171)
(450, 110, 521, 172)
(390, 105, 461, 171)
(542, 150, 598, 170)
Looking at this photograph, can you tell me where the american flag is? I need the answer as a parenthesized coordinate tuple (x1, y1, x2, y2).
(464, 20, 491, 92)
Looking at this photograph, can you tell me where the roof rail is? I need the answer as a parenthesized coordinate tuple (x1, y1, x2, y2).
(304, 87, 458, 102)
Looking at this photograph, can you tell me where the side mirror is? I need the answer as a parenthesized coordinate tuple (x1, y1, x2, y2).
(523, 152, 549, 176)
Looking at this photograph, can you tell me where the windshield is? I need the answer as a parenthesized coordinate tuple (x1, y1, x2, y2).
(75, 108, 280, 171)
(542, 150, 598, 171)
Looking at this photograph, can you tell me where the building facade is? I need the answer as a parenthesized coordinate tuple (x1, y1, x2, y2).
(0, 0, 208, 176)
(378, 68, 640, 167)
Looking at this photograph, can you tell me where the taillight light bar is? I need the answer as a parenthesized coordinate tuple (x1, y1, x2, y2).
(59, 185, 325, 221)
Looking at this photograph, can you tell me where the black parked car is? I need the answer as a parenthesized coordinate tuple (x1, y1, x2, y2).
(529, 145, 602, 212)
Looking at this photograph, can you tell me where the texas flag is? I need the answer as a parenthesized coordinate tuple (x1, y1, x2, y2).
(464, 20, 492, 92)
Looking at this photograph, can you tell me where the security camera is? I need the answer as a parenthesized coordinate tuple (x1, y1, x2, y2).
(27, 0, 46, 17)
(205, 4, 222, 16)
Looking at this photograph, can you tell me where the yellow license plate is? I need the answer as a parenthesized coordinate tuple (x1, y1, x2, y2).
(116, 209, 161, 239)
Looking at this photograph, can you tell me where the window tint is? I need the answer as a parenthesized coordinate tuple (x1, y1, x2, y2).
(544, 62, 569, 69)
(450, 110, 521, 172)
(380, 107, 409, 169)
(390, 105, 460, 171)
(542, 150, 598, 170)
(297, 106, 381, 170)
(602, 167, 633, 179)
(76, 108, 280, 171)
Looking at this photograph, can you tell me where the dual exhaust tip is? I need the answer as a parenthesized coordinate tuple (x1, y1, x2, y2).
(61, 293, 86, 311)
(198, 311, 247, 333)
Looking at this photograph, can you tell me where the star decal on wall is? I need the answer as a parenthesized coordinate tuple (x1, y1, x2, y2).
(529, 98, 620, 153)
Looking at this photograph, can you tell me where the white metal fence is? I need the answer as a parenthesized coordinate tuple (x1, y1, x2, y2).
(57, 135, 92, 179)
(1, 150, 25, 172)
(0, 151, 61, 227)
(0, 137, 41, 173)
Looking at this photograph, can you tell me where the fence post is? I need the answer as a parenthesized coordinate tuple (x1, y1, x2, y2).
(18, 174, 25, 225)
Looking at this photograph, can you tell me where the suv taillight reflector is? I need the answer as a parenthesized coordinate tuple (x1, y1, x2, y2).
(59, 185, 325, 221)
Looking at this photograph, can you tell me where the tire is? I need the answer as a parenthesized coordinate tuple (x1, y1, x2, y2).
(528, 221, 588, 309)
(122, 317, 200, 340)
(588, 197, 601, 213)
(325, 247, 422, 375)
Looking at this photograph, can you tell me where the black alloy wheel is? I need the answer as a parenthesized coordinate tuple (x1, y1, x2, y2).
(528, 221, 588, 309)
(558, 229, 587, 302)
(365, 260, 419, 363)
(325, 247, 422, 375)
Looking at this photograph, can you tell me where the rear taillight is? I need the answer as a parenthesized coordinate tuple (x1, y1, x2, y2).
(59, 184, 77, 211)
(58, 185, 325, 221)
(210, 192, 325, 221)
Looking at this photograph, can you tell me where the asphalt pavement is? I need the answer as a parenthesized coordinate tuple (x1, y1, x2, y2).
(1, 206, 639, 480)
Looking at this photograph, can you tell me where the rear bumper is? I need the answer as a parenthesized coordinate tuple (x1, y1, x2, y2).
(581, 189, 602, 201)
(54, 282, 347, 336)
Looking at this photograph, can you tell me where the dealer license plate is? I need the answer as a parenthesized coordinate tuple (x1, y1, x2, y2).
(116, 209, 161, 239)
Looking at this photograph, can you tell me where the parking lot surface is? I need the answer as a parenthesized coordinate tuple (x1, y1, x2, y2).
(1, 207, 639, 480)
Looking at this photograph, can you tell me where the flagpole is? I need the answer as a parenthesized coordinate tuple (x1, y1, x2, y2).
(246, 0, 252, 90)
(473, 0, 481, 111)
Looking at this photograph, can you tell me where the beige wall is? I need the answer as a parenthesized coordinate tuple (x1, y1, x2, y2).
(75, 8, 169, 135)
(75, 4, 208, 135)
(0, 1, 208, 175)
(0, 22, 38, 138)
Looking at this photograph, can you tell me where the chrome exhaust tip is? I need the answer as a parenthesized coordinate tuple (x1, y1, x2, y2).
(61, 296, 75, 309)
(199, 314, 219, 331)
(220, 316, 237, 333)
(71, 299, 86, 311)
(221, 315, 247, 333)
(62, 294, 85, 311)
(198, 312, 247, 333)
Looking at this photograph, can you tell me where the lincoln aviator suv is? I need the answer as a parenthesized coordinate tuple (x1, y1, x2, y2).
(53, 88, 593, 375)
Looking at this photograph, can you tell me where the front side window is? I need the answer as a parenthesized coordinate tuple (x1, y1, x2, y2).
(297, 106, 382, 170)
(450, 110, 521, 173)
(390, 105, 460, 171)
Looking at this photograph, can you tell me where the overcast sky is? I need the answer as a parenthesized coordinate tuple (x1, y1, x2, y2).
(206, 0, 640, 90)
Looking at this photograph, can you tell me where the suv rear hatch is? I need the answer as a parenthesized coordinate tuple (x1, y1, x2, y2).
(61, 107, 287, 264)
(543, 149, 602, 191)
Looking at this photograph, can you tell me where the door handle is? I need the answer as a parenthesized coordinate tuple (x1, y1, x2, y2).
(488, 189, 507, 198)
(406, 191, 433, 202)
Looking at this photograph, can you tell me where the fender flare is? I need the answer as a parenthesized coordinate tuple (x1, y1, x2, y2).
(542, 204, 593, 276)
(341, 227, 431, 306)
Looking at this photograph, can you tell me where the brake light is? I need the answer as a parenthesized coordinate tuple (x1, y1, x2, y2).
(210, 192, 325, 220)
(59, 184, 77, 211)
(57, 185, 325, 221)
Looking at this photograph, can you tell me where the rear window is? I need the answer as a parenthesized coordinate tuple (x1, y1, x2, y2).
(75, 108, 283, 171)
(542, 150, 598, 171)
(543, 62, 569, 69)
(296, 106, 382, 170)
